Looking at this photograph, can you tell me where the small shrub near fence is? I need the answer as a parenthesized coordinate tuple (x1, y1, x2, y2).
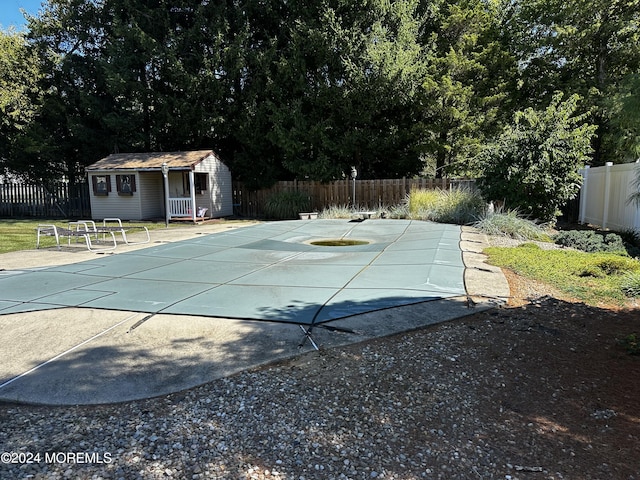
(233, 177, 472, 218)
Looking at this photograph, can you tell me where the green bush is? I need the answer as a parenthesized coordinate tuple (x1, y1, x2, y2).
(621, 272, 640, 297)
(476, 93, 596, 223)
(573, 255, 638, 278)
(619, 333, 640, 355)
(407, 190, 440, 214)
(618, 229, 640, 258)
(618, 228, 640, 247)
(484, 246, 640, 305)
(594, 256, 638, 275)
(554, 230, 626, 253)
(407, 188, 485, 224)
(517, 242, 543, 250)
(263, 191, 311, 220)
(473, 209, 552, 241)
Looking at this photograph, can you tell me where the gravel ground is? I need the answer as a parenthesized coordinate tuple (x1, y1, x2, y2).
(1, 237, 639, 480)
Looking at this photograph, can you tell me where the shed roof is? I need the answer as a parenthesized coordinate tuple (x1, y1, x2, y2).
(86, 150, 218, 171)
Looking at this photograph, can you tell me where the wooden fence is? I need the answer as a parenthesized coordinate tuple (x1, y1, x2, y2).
(232, 177, 474, 218)
(0, 182, 91, 218)
(0, 178, 473, 220)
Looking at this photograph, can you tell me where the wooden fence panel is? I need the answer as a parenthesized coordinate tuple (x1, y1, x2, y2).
(0, 182, 91, 218)
(232, 177, 469, 217)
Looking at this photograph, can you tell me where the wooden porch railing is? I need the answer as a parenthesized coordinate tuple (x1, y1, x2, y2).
(168, 198, 192, 218)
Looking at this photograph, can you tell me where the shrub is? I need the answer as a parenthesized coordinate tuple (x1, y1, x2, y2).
(476, 93, 596, 222)
(621, 272, 640, 297)
(618, 229, 640, 258)
(517, 243, 543, 250)
(484, 245, 639, 306)
(473, 209, 552, 241)
(594, 256, 639, 275)
(407, 189, 440, 214)
(554, 230, 626, 253)
(619, 333, 640, 355)
(618, 228, 640, 247)
(263, 191, 311, 219)
(407, 188, 485, 224)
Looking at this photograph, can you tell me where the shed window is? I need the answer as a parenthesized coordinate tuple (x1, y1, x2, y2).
(116, 174, 136, 195)
(183, 172, 208, 193)
(195, 173, 208, 193)
(92, 175, 111, 196)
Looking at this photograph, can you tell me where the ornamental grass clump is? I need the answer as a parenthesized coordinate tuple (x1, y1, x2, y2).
(407, 188, 485, 225)
(263, 191, 311, 220)
(473, 209, 552, 241)
(318, 204, 354, 219)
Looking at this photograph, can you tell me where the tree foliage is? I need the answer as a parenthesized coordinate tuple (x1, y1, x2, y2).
(508, 0, 640, 164)
(477, 93, 596, 222)
(1, 0, 514, 187)
(1, 0, 636, 219)
(0, 29, 42, 179)
(422, 0, 517, 177)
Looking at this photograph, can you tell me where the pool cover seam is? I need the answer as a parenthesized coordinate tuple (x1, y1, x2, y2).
(307, 220, 417, 326)
(151, 249, 312, 316)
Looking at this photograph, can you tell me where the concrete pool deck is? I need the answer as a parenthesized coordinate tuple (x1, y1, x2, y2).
(0, 220, 509, 405)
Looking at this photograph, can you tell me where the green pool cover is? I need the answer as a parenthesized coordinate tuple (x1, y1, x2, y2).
(0, 220, 466, 325)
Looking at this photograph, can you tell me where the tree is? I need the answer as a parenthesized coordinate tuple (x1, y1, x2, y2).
(607, 73, 640, 161)
(477, 93, 597, 222)
(255, 0, 432, 183)
(419, 0, 518, 178)
(510, 0, 640, 164)
(0, 28, 42, 179)
(19, 0, 113, 183)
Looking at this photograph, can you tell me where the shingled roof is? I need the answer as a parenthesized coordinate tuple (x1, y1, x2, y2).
(86, 150, 217, 170)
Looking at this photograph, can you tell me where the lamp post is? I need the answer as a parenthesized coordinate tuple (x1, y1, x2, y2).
(350, 166, 357, 208)
(161, 162, 169, 228)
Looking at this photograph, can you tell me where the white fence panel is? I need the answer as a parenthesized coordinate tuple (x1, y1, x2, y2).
(579, 162, 640, 232)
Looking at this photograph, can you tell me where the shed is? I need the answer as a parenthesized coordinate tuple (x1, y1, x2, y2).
(86, 150, 233, 221)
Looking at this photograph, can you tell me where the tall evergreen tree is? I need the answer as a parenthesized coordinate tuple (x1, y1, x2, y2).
(0, 29, 43, 179)
(23, 0, 111, 182)
(421, 0, 517, 177)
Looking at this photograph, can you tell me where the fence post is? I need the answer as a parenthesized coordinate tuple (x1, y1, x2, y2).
(602, 162, 613, 229)
(579, 166, 589, 224)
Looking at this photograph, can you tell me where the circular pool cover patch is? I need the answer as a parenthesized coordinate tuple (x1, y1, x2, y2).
(310, 239, 370, 247)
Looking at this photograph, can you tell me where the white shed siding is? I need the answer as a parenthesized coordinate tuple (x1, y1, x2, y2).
(87, 151, 233, 221)
(89, 171, 143, 220)
(194, 153, 233, 217)
(139, 171, 164, 219)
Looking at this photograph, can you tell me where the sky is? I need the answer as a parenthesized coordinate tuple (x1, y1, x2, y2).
(0, 0, 43, 31)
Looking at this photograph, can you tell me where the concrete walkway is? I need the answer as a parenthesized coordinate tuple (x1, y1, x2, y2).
(0, 220, 508, 405)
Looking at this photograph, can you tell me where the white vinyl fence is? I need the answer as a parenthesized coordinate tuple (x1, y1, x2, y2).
(579, 162, 640, 232)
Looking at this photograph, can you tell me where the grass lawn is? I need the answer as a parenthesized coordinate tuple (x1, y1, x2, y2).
(0, 219, 172, 254)
(484, 243, 640, 306)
